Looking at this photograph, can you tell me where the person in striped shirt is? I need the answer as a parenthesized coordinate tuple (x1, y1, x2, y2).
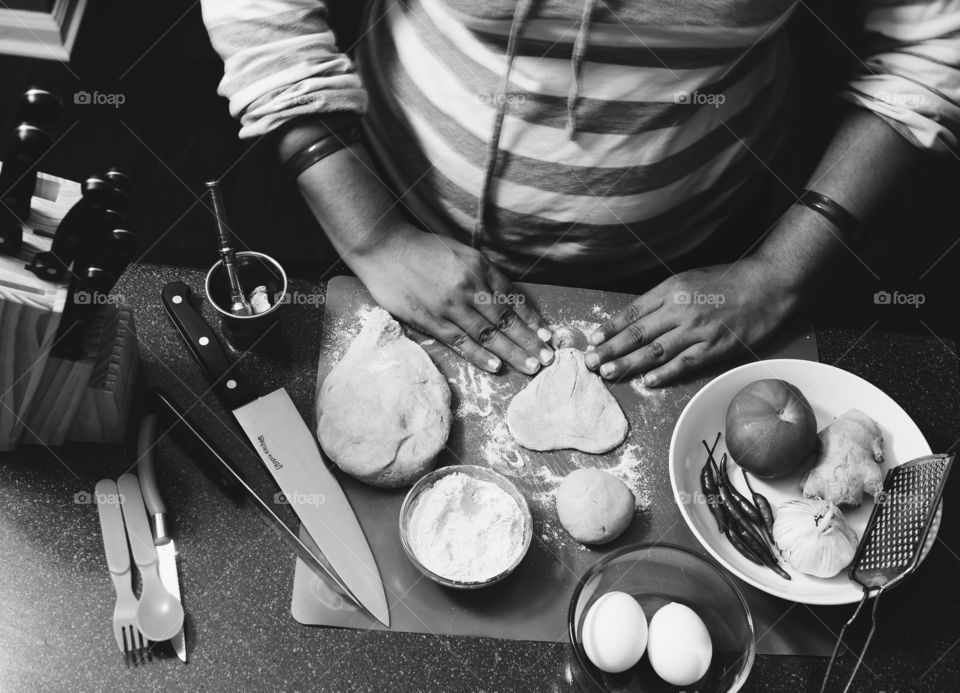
(202, 0, 959, 385)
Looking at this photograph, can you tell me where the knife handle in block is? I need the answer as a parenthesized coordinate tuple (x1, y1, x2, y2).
(160, 281, 256, 411)
(116, 474, 159, 570)
(137, 415, 172, 545)
(95, 479, 131, 577)
(148, 387, 247, 497)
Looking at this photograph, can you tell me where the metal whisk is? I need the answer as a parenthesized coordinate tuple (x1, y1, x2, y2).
(820, 453, 954, 693)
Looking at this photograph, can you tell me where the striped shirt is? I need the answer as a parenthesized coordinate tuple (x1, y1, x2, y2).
(202, 0, 960, 283)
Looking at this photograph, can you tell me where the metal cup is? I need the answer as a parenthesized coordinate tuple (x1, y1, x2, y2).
(205, 251, 287, 351)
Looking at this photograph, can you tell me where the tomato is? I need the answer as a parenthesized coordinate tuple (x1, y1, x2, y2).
(725, 379, 817, 479)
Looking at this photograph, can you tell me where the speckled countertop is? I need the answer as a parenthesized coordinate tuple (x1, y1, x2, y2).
(1, 263, 958, 692)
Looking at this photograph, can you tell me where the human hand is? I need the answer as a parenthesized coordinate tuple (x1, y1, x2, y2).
(585, 257, 800, 386)
(352, 225, 554, 374)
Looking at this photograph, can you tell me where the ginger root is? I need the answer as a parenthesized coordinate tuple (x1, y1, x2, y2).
(800, 409, 884, 507)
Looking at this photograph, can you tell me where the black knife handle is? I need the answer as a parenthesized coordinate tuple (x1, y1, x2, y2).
(52, 266, 116, 359)
(161, 281, 257, 411)
(98, 227, 137, 278)
(28, 175, 113, 278)
(148, 387, 246, 496)
(16, 87, 62, 126)
(0, 123, 53, 218)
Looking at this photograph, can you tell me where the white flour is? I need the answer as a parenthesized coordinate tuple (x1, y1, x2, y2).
(482, 417, 527, 471)
(450, 361, 500, 418)
(407, 473, 526, 582)
(608, 444, 653, 510)
(324, 305, 377, 363)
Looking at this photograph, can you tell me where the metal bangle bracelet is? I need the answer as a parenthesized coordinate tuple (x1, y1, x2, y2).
(283, 127, 362, 180)
(798, 189, 864, 245)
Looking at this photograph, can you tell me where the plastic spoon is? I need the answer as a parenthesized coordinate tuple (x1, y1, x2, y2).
(117, 474, 184, 642)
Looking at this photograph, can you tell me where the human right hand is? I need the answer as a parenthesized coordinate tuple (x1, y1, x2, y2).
(351, 224, 554, 374)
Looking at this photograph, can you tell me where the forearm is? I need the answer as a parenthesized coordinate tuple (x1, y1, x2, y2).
(754, 107, 925, 297)
(279, 123, 411, 265)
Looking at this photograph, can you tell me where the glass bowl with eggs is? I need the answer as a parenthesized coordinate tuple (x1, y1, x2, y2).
(568, 543, 755, 692)
(399, 465, 533, 589)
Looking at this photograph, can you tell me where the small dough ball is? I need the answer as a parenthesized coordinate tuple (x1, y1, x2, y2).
(549, 326, 587, 350)
(556, 468, 633, 544)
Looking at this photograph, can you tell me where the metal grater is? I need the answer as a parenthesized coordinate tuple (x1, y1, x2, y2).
(821, 453, 955, 693)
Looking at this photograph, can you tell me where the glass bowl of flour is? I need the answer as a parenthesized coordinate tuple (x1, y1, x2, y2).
(399, 465, 533, 588)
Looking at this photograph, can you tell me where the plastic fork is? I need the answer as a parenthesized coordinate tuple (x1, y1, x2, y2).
(95, 479, 147, 656)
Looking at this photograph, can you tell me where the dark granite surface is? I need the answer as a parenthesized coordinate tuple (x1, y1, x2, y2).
(1, 263, 958, 692)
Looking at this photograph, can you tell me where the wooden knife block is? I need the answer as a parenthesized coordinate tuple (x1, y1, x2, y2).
(23, 304, 140, 446)
(0, 252, 68, 451)
(0, 170, 139, 449)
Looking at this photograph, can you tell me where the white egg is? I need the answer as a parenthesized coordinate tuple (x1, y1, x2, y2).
(581, 591, 648, 673)
(647, 602, 713, 686)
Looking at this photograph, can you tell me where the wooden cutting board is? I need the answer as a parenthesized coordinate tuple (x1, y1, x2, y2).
(292, 276, 841, 656)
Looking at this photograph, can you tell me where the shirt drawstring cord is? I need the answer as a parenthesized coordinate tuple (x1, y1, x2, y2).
(473, 0, 595, 250)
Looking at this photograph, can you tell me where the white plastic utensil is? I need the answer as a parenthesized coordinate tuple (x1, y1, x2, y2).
(137, 414, 187, 663)
(95, 479, 146, 656)
(117, 473, 184, 642)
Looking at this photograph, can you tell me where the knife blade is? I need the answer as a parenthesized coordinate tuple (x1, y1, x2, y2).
(148, 387, 363, 613)
(137, 414, 187, 663)
(160, 281, 389, 627)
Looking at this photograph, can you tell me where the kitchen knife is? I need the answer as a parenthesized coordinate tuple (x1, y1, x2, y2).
(137, 415, 187, 663)
(148, 387, 363, 614)
(160, 281, 390, 627)
(0, 123, 53, 255)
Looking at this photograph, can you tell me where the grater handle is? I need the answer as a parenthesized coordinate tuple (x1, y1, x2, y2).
(821, 590, 869, 693)
(842, 586, 885, 693)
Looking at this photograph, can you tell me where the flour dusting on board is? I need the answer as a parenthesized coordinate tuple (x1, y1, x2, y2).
(323, 305, 377, 363)
(607, 444, 652, 510)
(450, 361, 501, 418)
(591, 304, 611, 320)
(482, 417, 526, 471)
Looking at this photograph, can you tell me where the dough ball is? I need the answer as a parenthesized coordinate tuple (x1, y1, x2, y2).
(556, 468, 634, 544)
(549, 326, 587, 350)
(317, 307, 451, 487)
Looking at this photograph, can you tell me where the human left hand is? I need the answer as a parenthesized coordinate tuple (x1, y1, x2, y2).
(585, 256, 801, 387)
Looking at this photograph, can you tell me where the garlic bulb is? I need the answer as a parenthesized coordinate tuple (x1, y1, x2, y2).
(773, 499, 859, 578)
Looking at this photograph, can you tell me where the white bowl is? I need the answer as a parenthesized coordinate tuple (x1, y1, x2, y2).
(669, 359, 934, 604)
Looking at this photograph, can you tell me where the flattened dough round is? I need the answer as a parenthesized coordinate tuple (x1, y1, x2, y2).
(506, 348, 628, 453)
(556, 468, 634, 544)
(316, 307, 451, 487)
